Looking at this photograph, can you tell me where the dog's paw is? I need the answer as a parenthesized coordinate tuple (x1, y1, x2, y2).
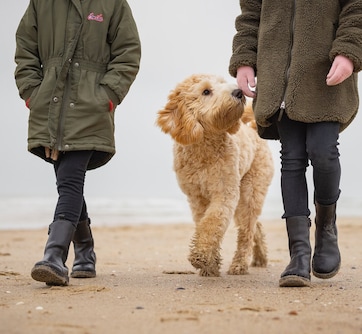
(227, 263, 249, 275)
(188, 253, 221, 277)
(199, 268, 220, 277)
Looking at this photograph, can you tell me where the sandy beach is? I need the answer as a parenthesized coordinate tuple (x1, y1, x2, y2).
(1, 217, 362, 334)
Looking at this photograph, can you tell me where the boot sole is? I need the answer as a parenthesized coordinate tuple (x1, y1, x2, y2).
(70, 270, 96, 278)
(279, 275, 311, 287)
(31, 265, 69, 286)
(312, 263, 340, 279)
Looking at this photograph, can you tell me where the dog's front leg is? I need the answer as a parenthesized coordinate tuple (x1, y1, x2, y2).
(228, 214, 257, 275)
(228, 174, 268, 275)
(188, 205, 232, 277)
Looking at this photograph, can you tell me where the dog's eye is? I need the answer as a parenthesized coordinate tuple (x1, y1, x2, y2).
(202, 89, 211, 96)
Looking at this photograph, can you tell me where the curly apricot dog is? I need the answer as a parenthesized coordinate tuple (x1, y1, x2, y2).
(156, 74, 274, 276)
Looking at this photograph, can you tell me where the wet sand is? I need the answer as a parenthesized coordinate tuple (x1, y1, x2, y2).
(1, 218, 362, 333)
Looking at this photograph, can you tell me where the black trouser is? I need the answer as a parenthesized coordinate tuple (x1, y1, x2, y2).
(276, 114, 341, 218)
(52, 151, 94, 224)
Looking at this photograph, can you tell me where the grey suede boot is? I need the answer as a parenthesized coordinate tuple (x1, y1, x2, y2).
(312, 202, 341, 279)
(31, 219, 76, 286)
(70, 218, 96, 278)
(279, 216, 312, 287)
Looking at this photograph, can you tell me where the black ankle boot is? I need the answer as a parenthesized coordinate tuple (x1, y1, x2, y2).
(312, 202, 341, 279)
(70, 218, 96, 278)
(279, 216, 311, 287)
(31, 219, 76, 286)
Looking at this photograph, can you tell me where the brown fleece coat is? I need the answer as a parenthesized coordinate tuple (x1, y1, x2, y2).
(229, 0, 362, 139)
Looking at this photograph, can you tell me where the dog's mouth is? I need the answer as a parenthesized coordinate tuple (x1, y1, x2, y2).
(211, 105, 243, 131)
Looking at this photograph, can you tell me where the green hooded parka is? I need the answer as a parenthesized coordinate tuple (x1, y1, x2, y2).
(15, 0, 141, 169)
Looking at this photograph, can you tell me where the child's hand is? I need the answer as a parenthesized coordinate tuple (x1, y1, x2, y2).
(236, 66, 256, 98)
(326, 55, 354, 86)
(45, 147, 59, 161)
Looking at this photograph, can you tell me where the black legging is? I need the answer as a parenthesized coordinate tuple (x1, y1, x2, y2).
(52, 151, 94, 223)
(276, 114, 341, 218)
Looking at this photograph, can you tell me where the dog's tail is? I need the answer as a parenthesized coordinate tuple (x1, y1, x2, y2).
(241, 103, 257, 130)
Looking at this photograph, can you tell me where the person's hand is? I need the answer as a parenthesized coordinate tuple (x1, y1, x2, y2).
(45, 147, 59, 161)
(326, 55, 354, 86)
(236, 66, 256, 98)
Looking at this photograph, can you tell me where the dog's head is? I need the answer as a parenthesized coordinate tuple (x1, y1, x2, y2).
(156, 74, 246, 145)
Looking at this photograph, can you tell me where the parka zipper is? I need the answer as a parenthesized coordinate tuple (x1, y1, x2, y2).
(55, 1, 83, 151)
(279, 0, 296, 121)
(56, 62, 72, 151)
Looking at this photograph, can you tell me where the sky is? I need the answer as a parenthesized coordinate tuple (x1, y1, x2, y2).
(1, 1, 361, 216)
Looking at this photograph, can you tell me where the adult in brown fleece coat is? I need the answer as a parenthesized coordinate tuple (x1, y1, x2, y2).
(229, 0, 362, 287)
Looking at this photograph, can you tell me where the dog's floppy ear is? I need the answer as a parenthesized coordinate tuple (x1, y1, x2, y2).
(156, 101, 176, 135)
(156, 91, 204, 145)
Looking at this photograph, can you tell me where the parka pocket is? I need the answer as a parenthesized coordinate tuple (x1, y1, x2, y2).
(75, 71, 109, 113)
(29, 67, 57, 111)
(99, 85, 115, 112)
(26, 85, 40, 109)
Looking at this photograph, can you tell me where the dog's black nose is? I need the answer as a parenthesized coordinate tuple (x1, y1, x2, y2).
(232, 89, 243, 99)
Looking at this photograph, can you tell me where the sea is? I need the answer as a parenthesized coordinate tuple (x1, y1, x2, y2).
(0, 195, 361, 230)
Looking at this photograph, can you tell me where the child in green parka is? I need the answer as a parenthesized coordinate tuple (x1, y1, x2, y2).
(229, 0, 362, 287)
(15, 0, 141, 286)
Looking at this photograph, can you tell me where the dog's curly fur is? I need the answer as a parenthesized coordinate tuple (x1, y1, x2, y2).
(156, 74, 274, 277)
